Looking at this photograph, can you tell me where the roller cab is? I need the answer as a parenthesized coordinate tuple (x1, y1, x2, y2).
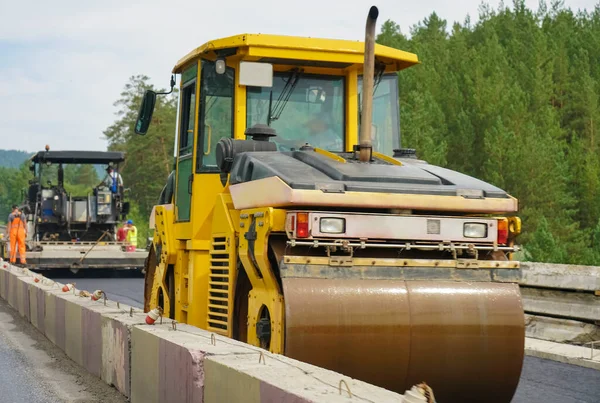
(138, 8, 524, 402)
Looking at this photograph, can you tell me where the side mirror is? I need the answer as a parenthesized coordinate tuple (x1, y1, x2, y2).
(135, 90, 157, 135)
(306, 87, 326, 104)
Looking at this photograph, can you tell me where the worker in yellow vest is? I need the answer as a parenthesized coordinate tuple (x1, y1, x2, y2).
(125, 219, 137, 252)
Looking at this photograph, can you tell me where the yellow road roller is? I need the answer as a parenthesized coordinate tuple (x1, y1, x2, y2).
(136, 6, 524, 402)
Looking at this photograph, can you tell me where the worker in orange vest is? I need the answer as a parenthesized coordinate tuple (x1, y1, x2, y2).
(7, 205, 27, 264)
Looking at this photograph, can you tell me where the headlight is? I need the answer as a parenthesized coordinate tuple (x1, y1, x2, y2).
(464, 222, 487, 238)
(320, 217, 345, 234)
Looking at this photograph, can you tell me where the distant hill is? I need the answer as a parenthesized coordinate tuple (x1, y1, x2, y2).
(0, 149, 34, 169)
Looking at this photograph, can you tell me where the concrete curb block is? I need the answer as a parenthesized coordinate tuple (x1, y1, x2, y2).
(525, 314, 600, 344)
(0, 264, 410, 402)
(525, 337, 600, 371)
(520, 262, 600, 291)
(131, 324, 406, 403)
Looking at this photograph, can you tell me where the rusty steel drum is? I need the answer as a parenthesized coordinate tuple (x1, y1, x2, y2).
(283, 279, 524, 402)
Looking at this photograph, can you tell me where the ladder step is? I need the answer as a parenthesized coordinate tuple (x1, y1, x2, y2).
(209, 258, 230, 262)
(209, 296, 229, 302)
(208, 318, 228, 326)
(209, 273, 229, 278)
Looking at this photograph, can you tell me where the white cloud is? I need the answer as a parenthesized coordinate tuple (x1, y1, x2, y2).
(0, 0, 597, 152)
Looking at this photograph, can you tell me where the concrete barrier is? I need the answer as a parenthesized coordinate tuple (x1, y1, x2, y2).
(130, 324, 405, 403)
(525, 314, 600, 344)
(519, 262, 600, 292)
(0, 263, 417, 402)
(521, 287, 600, 322)
(494, 262, 600, 345)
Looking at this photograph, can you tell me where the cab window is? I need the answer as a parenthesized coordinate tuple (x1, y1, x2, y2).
(179, 81, 196, 156)
(246, 72, 345, 151)
(196, 60, 235, 172)
(358, 73, 400, 156)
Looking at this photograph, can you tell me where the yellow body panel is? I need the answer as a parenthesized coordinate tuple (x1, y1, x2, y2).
(154, 205, 177, 265)
(238, 208, 285, 352)
(147, 204, 178, 318)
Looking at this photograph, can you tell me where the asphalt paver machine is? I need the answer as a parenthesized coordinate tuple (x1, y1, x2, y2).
(7, 148, 148, 271)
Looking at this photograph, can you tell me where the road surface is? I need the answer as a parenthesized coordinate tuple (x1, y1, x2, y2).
(43, 270, 600, 403)
(47, 270, 144, 308)
(0, 298, 126, 403)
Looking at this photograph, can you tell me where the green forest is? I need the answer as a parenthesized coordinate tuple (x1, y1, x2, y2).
(2, 1, 599, 264)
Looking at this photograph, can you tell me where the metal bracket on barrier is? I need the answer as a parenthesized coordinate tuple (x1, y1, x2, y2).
(338, 379, 352, 397)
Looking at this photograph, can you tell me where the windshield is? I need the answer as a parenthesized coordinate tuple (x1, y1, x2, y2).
(358, 74, 400, 156)
(38, 163, 108, 193)
(246, 73, 345, 151)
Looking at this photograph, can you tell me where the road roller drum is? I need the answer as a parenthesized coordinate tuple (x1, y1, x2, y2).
(283, 278, 524, 402)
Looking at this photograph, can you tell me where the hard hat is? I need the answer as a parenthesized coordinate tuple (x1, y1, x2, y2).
(127, 219, 133, 224)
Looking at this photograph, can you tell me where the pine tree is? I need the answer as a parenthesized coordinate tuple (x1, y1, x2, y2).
(525, 217, 567, 263)
(103, 75, 178, 228)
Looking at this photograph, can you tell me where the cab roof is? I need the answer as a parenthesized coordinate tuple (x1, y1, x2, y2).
(173, 33, 419, 74)
(31, 151, 125, 165)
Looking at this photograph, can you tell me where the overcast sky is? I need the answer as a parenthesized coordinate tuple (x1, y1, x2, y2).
(0, 0, 596, 153)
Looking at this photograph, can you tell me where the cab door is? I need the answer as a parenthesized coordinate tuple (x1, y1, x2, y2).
(174, 63, 197, 223)
(191, 59, 235, 239)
